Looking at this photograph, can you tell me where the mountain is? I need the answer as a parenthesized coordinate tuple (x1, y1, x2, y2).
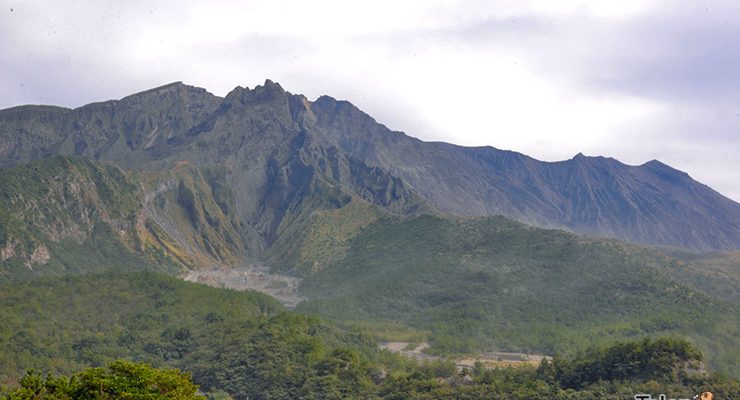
(1, 82, 740, 376)
(0, 82, 428, 277)
(0, 154, 416, 280)
(308, 97, 740, 251)
(1, 81, 739, 250)
(2, 157, 738, 374)
(0, 157, 159, 278)
(296, 214, 740, 375)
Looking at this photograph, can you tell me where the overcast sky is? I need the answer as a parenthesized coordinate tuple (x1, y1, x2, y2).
(1, 0, 739, 201)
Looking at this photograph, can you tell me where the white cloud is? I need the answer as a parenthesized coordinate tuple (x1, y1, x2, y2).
(530, 0, 655, 18)
(0, 0, 738, 201)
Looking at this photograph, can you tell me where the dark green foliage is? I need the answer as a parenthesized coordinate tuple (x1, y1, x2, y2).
(374, 338, 739, 400)
(548, 337, 703, 389)
(0, 272, 396, 399)
(187, 314, 380, 399)
(298, 215, 740, 376)
(3, 360, 203, 400)
(0, 273, 737, 399)
(0, 272, 278, 381)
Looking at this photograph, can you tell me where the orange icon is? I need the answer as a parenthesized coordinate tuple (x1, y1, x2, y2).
(700, 392, 713, 400)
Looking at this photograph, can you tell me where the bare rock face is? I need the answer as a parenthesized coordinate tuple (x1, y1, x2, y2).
(1, 80, 740, 251)
(0, 157, 149, 277)
(307, 94, 740, 251)
(26, 244, 49, 267)
(0, 82, 429, 279)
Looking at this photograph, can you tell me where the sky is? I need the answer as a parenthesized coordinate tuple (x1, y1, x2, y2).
(1, 0, 739, 201)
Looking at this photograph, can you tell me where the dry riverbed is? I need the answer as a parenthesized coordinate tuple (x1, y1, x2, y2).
(379, 342, 552, 370)
(183, 266, 304, 308)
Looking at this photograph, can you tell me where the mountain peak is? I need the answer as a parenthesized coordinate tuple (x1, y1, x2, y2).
(262, 79, 283, 89)
(572, 152, 587, 161)
(2, 81, 739, 250)
(224, 80, 289, 106)
(123, 81, 185, 97)
(117, 81, 218, 106)
(643, 159, 670, 168)
(643, 159, 692, 181)
(254, 79, 287, 96)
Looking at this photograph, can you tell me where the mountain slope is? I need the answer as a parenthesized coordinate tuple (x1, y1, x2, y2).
(2, 81, 739, 250)
(5, 157, 735, 373)
(0, 82, 221, 168)
(1, 84, 740, 377)
(296, 214, 740, 375)
(0, 147, 422, 280)
(0, 156, 167, 278)
(309, 95, 740, 250)
(0, 271, 386, 399)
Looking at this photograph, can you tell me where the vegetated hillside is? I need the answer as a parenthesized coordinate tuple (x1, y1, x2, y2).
(654, 249, 740, 306)
(1, 81, 739, 250)
(1, 273, 737, 400)
(0, 272, 384, 399)
(1, 156, 738, 377)
(0, 156, 237, 279)
(297, 214, 740, 376)
(0, 157, 167, 279)
(0, 155, 413, 279)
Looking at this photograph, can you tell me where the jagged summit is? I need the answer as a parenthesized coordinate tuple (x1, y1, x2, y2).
(1, 80, 739, 250)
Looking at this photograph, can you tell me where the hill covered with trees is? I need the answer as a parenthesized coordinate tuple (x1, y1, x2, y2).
(0, 272, 738, 399)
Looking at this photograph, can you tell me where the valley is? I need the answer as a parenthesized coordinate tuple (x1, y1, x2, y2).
(183, 265, 304, 308)
(0, 81, 739, 398)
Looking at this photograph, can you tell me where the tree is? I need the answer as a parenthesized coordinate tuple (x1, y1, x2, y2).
(3, 360, 204, 400)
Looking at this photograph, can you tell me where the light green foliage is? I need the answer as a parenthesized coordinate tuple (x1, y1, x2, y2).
(286, 197, 384, 274)
(3, 361, 203, 400)
(656, 248, 740, 306)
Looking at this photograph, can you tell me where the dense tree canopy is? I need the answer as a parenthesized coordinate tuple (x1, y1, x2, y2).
(0, 273, 737, 399)
(3, 361, 202, 400)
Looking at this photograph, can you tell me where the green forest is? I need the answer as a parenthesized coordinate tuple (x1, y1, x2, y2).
(298, 215, 740, 374)
(0, 272, 738, 399)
